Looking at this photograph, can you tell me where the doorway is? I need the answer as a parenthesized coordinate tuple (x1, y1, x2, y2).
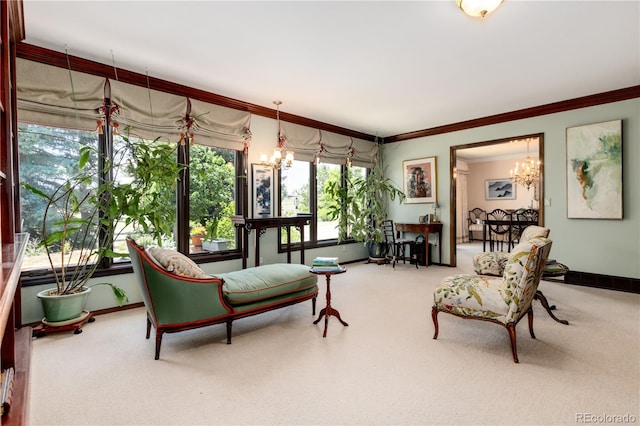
(448, 133, 545, 267)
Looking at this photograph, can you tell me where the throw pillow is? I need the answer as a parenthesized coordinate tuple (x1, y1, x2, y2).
(147, 246, 207, 279)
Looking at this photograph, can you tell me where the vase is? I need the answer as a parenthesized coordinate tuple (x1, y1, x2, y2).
(37, 287, 91, 323)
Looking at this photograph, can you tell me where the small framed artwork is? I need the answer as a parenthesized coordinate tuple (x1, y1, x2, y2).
(485, 178, 516, 200)
(251, 164, 274, 218)
(566, 119, 622, 219)
(403, 157, 437, 204)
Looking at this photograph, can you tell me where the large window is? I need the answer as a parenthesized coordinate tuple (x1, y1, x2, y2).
(279, 160, 367, 247)
(18, 122, 242, 275)
(189, 144, 237, 254)
(19, 124, 99, 271)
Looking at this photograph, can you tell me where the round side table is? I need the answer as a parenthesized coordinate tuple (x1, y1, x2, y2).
(310, 266, 348, 337)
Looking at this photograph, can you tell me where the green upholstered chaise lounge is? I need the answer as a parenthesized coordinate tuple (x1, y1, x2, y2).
(126, 238, 318, 359)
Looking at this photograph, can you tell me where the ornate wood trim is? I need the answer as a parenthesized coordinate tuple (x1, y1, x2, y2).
(386, 85, 640, 143)
(15, 43, 377, 142)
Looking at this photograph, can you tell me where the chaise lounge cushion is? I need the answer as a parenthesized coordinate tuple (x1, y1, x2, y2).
(219, 263, 318, 306)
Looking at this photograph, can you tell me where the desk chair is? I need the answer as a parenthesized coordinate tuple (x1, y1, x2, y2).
(382, 220, 418, 269)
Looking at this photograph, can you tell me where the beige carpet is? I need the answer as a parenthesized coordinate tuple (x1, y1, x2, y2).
(29, 243, 640, 425)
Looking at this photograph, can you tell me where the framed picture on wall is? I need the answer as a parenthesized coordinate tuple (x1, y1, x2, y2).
(566, 119, 622, 219)
(485, 178, 516, 200)
(252, 164, 274, 218)
(403, 157, 437, 204)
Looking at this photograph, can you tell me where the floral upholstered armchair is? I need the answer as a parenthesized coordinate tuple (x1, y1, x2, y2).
(432, 227, 553, 363)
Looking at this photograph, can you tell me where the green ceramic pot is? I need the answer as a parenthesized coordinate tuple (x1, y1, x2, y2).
(37, 287, 91, 323)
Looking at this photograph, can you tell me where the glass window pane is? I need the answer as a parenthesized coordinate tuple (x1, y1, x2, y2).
(347, 166, 366, 240)
(189, 144, 237, 253)
(317, 163, 341, 241)
(280, 160, 310, 243)
(19, 123, 99, 271)
(112, 134, 178, 257)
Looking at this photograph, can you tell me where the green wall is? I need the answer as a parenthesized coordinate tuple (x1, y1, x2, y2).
(384, 98, 640, 279)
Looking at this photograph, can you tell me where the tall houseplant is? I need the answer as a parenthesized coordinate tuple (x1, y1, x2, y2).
(326, 155, 405, 257)
(23, 132, 184, 321)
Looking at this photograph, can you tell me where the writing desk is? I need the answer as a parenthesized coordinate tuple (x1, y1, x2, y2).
(231, 215, 312, 269)
(394, 222, 443, 266)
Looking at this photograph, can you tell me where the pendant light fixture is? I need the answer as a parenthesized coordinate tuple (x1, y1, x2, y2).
(260, 100, 293, 169)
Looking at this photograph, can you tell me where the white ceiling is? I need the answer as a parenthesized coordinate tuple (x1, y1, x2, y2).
(21, 0, 640, 140)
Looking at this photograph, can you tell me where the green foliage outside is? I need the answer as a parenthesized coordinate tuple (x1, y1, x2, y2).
(20, 124, 183, 299)
(188, 144, 236, 241)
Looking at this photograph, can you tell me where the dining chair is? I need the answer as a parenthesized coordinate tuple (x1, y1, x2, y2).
(467, 207, 486, 241)
(486, 209, 513, 252)
(382, 220, 418, 269)
(513, 208, 539, 244)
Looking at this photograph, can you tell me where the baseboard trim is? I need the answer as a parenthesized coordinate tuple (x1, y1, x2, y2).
(565, 270, 640, 294)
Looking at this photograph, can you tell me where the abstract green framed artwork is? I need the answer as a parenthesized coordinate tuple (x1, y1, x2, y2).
(566, 119, 622, 219)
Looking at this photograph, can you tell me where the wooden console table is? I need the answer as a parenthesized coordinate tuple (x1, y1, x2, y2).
(231, 215, 313, 268)
(395, 222, 443, 266)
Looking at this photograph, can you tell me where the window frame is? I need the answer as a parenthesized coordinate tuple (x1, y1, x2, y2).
(276, 161, 366, 253)
(19, 123, 245, 286)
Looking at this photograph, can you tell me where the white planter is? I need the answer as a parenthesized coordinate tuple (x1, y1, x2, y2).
(202, 238, 228, 252)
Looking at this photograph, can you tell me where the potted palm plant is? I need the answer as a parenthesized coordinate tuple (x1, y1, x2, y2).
(23, 132, 184, 323)
(326, 154, 405, 261)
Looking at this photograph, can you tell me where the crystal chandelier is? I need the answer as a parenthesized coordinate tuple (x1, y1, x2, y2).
(510, 139, 541, 191)
(260, 100, 293, 170)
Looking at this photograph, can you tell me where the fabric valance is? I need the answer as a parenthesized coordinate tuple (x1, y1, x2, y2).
(16, 58, 251, 151)
(109, 79, 185, 143)
(188, 98, 251, 151)
(280, 121, 376, 168)
(16, 58, 103, 131)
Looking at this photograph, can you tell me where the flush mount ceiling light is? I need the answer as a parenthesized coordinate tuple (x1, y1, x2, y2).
(456, 0, 504, 18)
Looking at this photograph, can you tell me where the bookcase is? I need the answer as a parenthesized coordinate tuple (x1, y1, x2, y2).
(1, 1, 29, 424)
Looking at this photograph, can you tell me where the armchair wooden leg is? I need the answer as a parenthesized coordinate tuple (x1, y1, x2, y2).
(146, 317, 151, 339)
(527, 308, 536, 339)
(507, 324, 519, 363)
(312, 296, 317, 316)
(432, 307, 439, 339)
